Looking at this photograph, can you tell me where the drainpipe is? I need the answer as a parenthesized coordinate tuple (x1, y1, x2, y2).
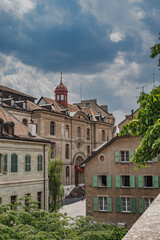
(43, 144, 46, 210)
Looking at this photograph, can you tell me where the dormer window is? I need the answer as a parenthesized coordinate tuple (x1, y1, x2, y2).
(0, 118, 4, 135)
(23, 119, 28, 127)
(3, 122, 15, 135)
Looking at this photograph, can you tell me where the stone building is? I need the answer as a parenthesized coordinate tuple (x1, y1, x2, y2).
(0, 75, 115, 186)
(81, 123, 160, 227)
(0, 106, 50, 209)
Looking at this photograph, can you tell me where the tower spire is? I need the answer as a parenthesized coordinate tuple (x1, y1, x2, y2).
(60, 72, 63, 84)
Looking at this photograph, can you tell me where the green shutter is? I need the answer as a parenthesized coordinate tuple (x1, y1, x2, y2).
(115, 175, 120, 187)
(11, 154, 18, 173)
(3, 154, 8, 174)
(154, 176, 159, 188)
(138, 176, 143, 188)
(93, 175, 98, 187)
(139, 198, 144, 213)
(153, 156, 158, 162)
(115, 151, 119, 162)
(93, 196, 98, 211)
(116, 197, 121, 213)
(129, 150, 134, 160)
(107, 175, 112, 187)
(38, 155, 42, 171)
(107, 197, 112, 212)
(131, 198, 136, 213)
(130, 176, 135, 188)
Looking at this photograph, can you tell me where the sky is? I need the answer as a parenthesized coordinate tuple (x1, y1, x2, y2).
(0, 0, 160, 126)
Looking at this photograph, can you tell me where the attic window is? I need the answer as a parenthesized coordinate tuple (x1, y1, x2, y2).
(0, 118, 4, 135)
(3, 122, 15, 135)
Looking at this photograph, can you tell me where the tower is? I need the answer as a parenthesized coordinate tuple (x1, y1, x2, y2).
(55, 73, 68, 107)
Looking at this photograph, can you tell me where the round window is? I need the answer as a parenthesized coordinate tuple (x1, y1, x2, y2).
(99, 155, 105, 162)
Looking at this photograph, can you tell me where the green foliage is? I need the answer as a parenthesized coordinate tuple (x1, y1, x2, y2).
(0, 199, 128, 240)
(150, 33, 160, 67)
(48, 158, 64, 211)
(119, 87, 160, 167)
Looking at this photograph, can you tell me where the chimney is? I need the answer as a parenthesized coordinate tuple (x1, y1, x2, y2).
(28, 120, 37, 137)
(131, 109, 134, 119)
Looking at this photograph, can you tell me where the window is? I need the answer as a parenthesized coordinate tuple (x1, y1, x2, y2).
(0, 118, 3, 135)
(87, 128, 90, 140)
(65, 144, 69, 159)
(102, 130, 105, 142)
(37, 192, 42, 209)
(122, 176, 130, 187)
(66, 125, 69, 138)
(99, 197, 107, 211)
(0, 198, 2, 205)
(57, 95, 60, 101)
(66, 166, 70, 185)
(37, 155, 42, 171)
(122, 197, 131, 212)
(25, 155, 31, 172)
(0, 154, 2, 173)
(11, 195, 17, 205)
(50, 121, 55, 135)
(22, 119, 28, 126)
(120, 151, 129, 162)
(78, 127, 81, 138)
(99, 175, 107, 187)
(51, 143, 56, 158)
(144, 198, 154, 210)
(87, 146, 90, 157)
(61, 94, 64, 100)
(144, 176, 153, 188)
(11, 153, 18, 173)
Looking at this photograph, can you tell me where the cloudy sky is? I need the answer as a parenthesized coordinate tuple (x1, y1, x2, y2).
(0, 0, 160, 126)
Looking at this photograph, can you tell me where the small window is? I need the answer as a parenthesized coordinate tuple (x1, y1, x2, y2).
(87, 128, 90, 140)
(99, 196, 107, 211)
(25, 155, 31, 172)
(61, 95, 64, 100)
(50, 121, 55, 135)
(11, 153, 18, 173)
(121, 151, 129, 162)
(102, 130, 105, 142)
(99, 155, 105, 162)
(122, 197, 131, 212)
(122, 176, 130, 187)
(87, 146, 90, 157)
(144, 176, 153, 188)
(37, 192, 42, 209)
(78, 127, 81, 138)
(22, 119, 28, 126)
(65, 144, 69, 159)
(37, 155, 42, 171)
(144, 198, 154, 210)
(57, 95, 60, 101)
(66, 125, 69, 138)
(51, 143, 56, 158)
(99, 175, 107, 187)
(11, 195, 17, 205)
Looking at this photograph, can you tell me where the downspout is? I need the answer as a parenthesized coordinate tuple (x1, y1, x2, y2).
(43, 144, 46, 210)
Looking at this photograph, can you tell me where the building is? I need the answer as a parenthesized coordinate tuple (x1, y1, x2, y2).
(0, 74, 115, 187)
(0, 106, 50, 209)
(81, 133, 160, 227)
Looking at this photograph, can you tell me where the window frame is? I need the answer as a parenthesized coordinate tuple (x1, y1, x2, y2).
(50, 121, 55, 136)
(144, 175, 153, 188)
(120, 151, 129, 162)
(99, 196, 107, 212)
(144, 197, 154, 210)
(65, 144, 69, 159)
(87, 128, 90, 140)
(121, 197, 131, 213)
(37, 155, 43, 171)
(66, 125, 69, 138)
(25, 155, 31, 172)
(121, 175, 130, 188)
(98, 175, 107, 187)
(11, 153, 18, 173)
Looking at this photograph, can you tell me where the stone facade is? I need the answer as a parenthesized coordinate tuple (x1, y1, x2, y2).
(82, 135, 160, 227)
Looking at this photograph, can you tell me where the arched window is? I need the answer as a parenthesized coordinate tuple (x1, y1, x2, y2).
(66, 125, 69, 138)
(25, 155, 31, 172)
(50, 121, 55, 135)
(51, 142, 56, 158)
(66, 166, 70, 185)
(37, 155, 42, 171)
(78, 127, 81, 138)
(102, 130, 105, 142)
(11, 153, 18, 173)
(87, 146, 90, 157)
(87, 128, 90, 140)
(22, 119, 28, 126)
(65, 144, 69, 159)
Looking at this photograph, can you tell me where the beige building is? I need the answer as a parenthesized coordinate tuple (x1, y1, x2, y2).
(0, 106, 49, 209)
(0, 75, 115, 187)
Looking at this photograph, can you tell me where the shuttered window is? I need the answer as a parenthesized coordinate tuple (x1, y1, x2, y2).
(3, 154, 8, 174)
(139, 198, 144, 213)
(25, 155, 31, 172)
(115, 175, 120, 187)
(93, 175, 98, 187)
(107, 175, 112, 187)
(107, 197, 112, 212)
(154, 175, 159, 188)
(37, 155, 42, 171)
(131, 198, 136, 213)
(115, 151, 119, 162)
(11, 153, 18, 173)
(130, 175, 135, 188)
(93, 196, 98, 211)
(116, 197, 121, 213)
(138, 176, 143, 188)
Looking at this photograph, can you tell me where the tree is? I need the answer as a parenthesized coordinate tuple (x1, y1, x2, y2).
(0, 198, 128, 240)
(150, 33, 160, 67)
(48, 158, 64, 210)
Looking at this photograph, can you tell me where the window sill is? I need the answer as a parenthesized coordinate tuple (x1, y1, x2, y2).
(144, 186, 153, 188)
(98, 186, 107, 188)
(122, 211, 131, 213)
(99, 210, 107, 212)
(121, 186, 130, 188)
(120, 161, 130, 163)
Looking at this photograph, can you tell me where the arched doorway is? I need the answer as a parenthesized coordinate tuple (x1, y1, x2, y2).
(75, 156, 85, 186)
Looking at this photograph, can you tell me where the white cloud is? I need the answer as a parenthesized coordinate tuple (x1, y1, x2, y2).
(109, 32, 125, 42)
(0, 0, 36, 18)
